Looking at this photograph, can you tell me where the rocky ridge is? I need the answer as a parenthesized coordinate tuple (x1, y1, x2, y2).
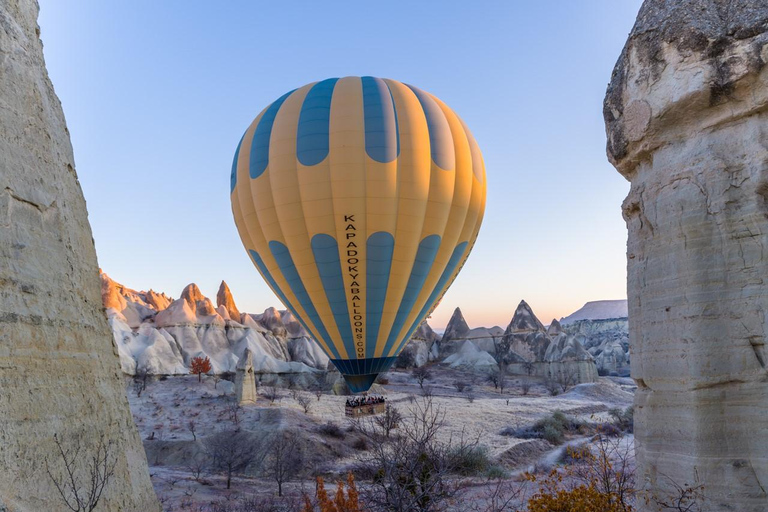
(102, 272, 328, 377)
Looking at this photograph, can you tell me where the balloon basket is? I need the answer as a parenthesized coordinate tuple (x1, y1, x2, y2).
(344, 395, 387, 418)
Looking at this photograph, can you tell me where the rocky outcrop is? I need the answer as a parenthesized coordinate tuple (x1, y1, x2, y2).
(235, 349, 257, 405)
(565, 318, 630, 375)
(0, 1, 159, 509)
(103, 273, 328, 376)
(499, 302, 598, 383)
(216, 281, 241, 321)
(604, 1, 768, 508)
(436, 301, 598, 383)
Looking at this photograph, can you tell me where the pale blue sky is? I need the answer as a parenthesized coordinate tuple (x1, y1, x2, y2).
(38, 1, 641, 329)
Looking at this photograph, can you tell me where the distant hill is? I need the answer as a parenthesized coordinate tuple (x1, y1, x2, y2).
(560, 300, 628, 325)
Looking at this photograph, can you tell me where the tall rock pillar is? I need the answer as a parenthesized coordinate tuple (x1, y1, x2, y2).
(0, 1, 159, 510)
(604, 1, 768, 509)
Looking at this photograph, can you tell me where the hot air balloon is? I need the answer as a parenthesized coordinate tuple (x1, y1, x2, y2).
(231, 76, 486, 393)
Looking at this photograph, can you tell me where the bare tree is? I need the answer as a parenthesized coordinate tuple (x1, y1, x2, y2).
(454, 380, 468, 393)
(498, 363, 508, 394)
(225, 402, 242, 427)
(373, 404, 402, 438)
(205, 431, 264, 490)
(185, 451, 207, 483)
(262, 385, 281, 404)
(265, 431, 304, 497)
(522, 361, 535, 376)
(520, 377, 532, 396)
(46, 433, 117, 512)
(359, 396, 477, 511)
(188, 420, 197, 441)
(557, 367, 578, 392)
(133, 365, 152, 397)
(295, 393, 313, 414)
(464, 387, 476, 403)
(314, 386, 324, 401)
(412, 366, 432, 389)
(468, 477, 527, 512)
(545, 379, 560, 396)
(213, 374, 222, 389)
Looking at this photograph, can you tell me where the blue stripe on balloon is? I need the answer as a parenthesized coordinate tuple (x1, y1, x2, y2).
(392, 241, 468, 356)
(247, 249, 342, 359)
(249, 89, 295, 179)
(406, 85, 453, 170)
(297, 78, 339, 166)
(267, 241, 342, 360)
(230, 131, 245, 193)
(362, 77, 398, 163)
(311, 234, 356, 358)
(365, 232, 395, 357)
(381, 235, 442, 356)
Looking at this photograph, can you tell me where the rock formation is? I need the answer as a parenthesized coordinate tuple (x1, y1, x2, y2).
(102, 272, 328, 377)
(499, 301, 598, 383)
(0, 1, 159, 509)
(604, 1, 768, 508)
(216, 280, 241, 321)
(559, 299, 627, 324)
(235, 349, 258, 404)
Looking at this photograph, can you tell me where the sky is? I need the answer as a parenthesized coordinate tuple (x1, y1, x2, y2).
(38, 1, 642, 330)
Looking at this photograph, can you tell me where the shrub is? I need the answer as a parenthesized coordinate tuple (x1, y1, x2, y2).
(485, 465, 509, 479)
(504, 411, 580, 445)
(318, 422, 345, 439)
(449, 445, 491, 476)
(609, 406, 634, 433)
(542, 424, 564, 445)
(352, 437, 369, 451)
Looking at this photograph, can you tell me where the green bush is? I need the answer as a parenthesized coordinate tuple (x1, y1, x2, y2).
(542, 424, 564, 445)
(449, 445, 491, 476)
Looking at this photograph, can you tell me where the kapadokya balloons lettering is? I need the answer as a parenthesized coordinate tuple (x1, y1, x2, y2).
(231, 77, 486, 392)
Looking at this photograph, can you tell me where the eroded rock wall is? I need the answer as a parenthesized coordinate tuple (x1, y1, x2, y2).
(605, 1, 768, 509)
(0, 1, 159, 510)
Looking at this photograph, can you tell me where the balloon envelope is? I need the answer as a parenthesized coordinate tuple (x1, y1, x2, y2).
(231, 77, 486, 392)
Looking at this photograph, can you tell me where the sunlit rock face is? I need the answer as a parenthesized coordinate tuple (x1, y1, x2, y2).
(605, 1, 768, 508)
(0, 1, 159, 509)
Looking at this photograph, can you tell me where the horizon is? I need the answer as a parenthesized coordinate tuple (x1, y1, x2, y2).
(38, 1, 641, 328)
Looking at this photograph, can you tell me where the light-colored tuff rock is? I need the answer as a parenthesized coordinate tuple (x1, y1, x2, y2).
(559, 300, 628, 325)
(235, 348, 258, 404)
(0, 1, 159, 510)
(436, 301, 598, 382)
(499, 301, 598, 383)
(103, 273, 328, 376)
(216, 280, 241, 321)
(604, 1, 768, 508)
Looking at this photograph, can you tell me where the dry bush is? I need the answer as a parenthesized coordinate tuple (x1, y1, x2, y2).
(356, 395, 481, 511)
(296, 393, 313, 414)
(265, 431, 304, 497)
(303, 473, 361, 512)
(205, 431, 265, 490)
(412, 366, 432, 389)
(46, 433, 117, 512)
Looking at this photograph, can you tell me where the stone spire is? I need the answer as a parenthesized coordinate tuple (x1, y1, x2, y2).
(217, 280, 241, 321)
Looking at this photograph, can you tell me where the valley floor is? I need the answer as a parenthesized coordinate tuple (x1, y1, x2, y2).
(128, 366, 635, 511)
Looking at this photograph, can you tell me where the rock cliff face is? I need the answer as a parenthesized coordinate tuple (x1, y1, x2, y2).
(605, 1, 768, 508)
(102, 272, 328, 376)
(0, 1, 159, 510)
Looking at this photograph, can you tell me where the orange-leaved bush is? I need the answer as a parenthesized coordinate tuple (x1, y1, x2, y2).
(189, 356, 212, 382)
(303, 473, 362, 512)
